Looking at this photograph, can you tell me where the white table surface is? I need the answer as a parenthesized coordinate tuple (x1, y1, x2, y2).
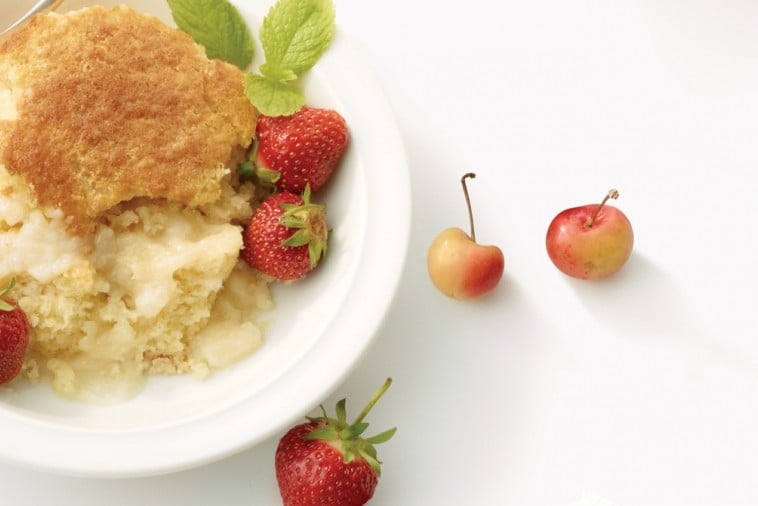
(3, 0, 758, 504)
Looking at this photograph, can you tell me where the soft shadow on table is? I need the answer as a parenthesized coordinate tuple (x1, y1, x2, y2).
(565, 252, 758, 377)
(566, 252, 695, 336)
(0, 439, 282, 505)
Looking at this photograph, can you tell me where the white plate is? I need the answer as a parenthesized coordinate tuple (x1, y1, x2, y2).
(0, 0, 410, 477)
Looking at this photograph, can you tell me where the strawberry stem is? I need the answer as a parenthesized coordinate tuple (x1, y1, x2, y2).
(0, 277, 16, 298)
(352, 377, 392, 425)
(0, 277, 17, 312)
(585, 188, 620, 228)
(461, 172, 477, 242)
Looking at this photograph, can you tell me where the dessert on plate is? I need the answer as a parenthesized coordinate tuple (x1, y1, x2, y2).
(0, 5, 272, 401)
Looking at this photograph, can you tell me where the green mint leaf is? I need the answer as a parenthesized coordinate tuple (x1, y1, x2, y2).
(242, 0, 336, 116)
(259, 62, 298, 83)
(260, 0, 336, 77)
(168, 0, 254, 70)
(244, 74, 305, 116)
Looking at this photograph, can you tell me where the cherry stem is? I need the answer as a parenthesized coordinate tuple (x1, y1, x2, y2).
(585, 189, 620, 228)
(461, 172, 477, 242)
(352, 377, 392, 425)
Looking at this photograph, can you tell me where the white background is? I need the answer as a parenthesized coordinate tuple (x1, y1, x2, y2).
(3, 0, 758, 504)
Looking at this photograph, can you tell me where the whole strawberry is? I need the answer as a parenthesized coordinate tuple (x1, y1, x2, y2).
(254, 106, 349, 194)
(242, 186, 328, 281)
(275, 378, 396, 506)
(0, 278, 30, 385)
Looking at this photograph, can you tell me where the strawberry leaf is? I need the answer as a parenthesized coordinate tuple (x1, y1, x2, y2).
(341, 422, 369, 439)
(255, 167, 281, 185)
(282, 228, 312, 248)
(304, 426, 339, 441)
(279, 217, 305, 229)
(237, 160, 254, 180)
(306, 405, 338, 426)
(358, 449, 383, 476)
(280, 202, 299, 213)
(364, 427, 397, 445)
(0, 277, 16, 298)
(301, 184, 312, 202)
(0, 278, 17, 312)
(362, 444, 377, 459)
(335, 398, 347, 424)
(308, 239, 325, 268)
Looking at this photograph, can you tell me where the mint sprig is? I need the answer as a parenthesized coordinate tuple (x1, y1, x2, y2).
(244, 74, 305, 116)
(168, 0, 336, 117)
(246, 0, 336, 116)
(259, 0, 335, 77)
(167, 0, 254, 70)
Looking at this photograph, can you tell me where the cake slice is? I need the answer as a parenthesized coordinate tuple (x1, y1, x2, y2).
(0, 5, 256, 234)
(0, 6, 271, 401)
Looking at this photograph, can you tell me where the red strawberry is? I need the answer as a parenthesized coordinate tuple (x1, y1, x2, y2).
(242, 186, 328, 281)
(275, 378, 396, 506)
(254, 106, 349, 194)
(0, 278, 30, 385)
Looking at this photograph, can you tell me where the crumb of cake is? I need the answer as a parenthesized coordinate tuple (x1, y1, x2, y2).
(0, 6, 257, 235)
(5, 164, 273, 401)
(0, 7, 272, 402)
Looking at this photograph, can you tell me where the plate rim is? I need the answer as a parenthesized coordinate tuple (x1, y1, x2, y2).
(0, 0, 411, 477)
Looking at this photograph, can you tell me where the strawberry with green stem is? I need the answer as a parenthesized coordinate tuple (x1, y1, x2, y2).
(242, 185, 328, 281)
(251, 106, 349, 194)
(0, 278, 30, 385)
(275, 378, 396, 506)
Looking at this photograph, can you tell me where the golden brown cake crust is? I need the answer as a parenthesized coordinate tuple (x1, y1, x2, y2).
(0, 6, 256, 235)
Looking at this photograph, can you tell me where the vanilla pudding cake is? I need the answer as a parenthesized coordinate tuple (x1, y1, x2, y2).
(0, 6, 272, 400)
